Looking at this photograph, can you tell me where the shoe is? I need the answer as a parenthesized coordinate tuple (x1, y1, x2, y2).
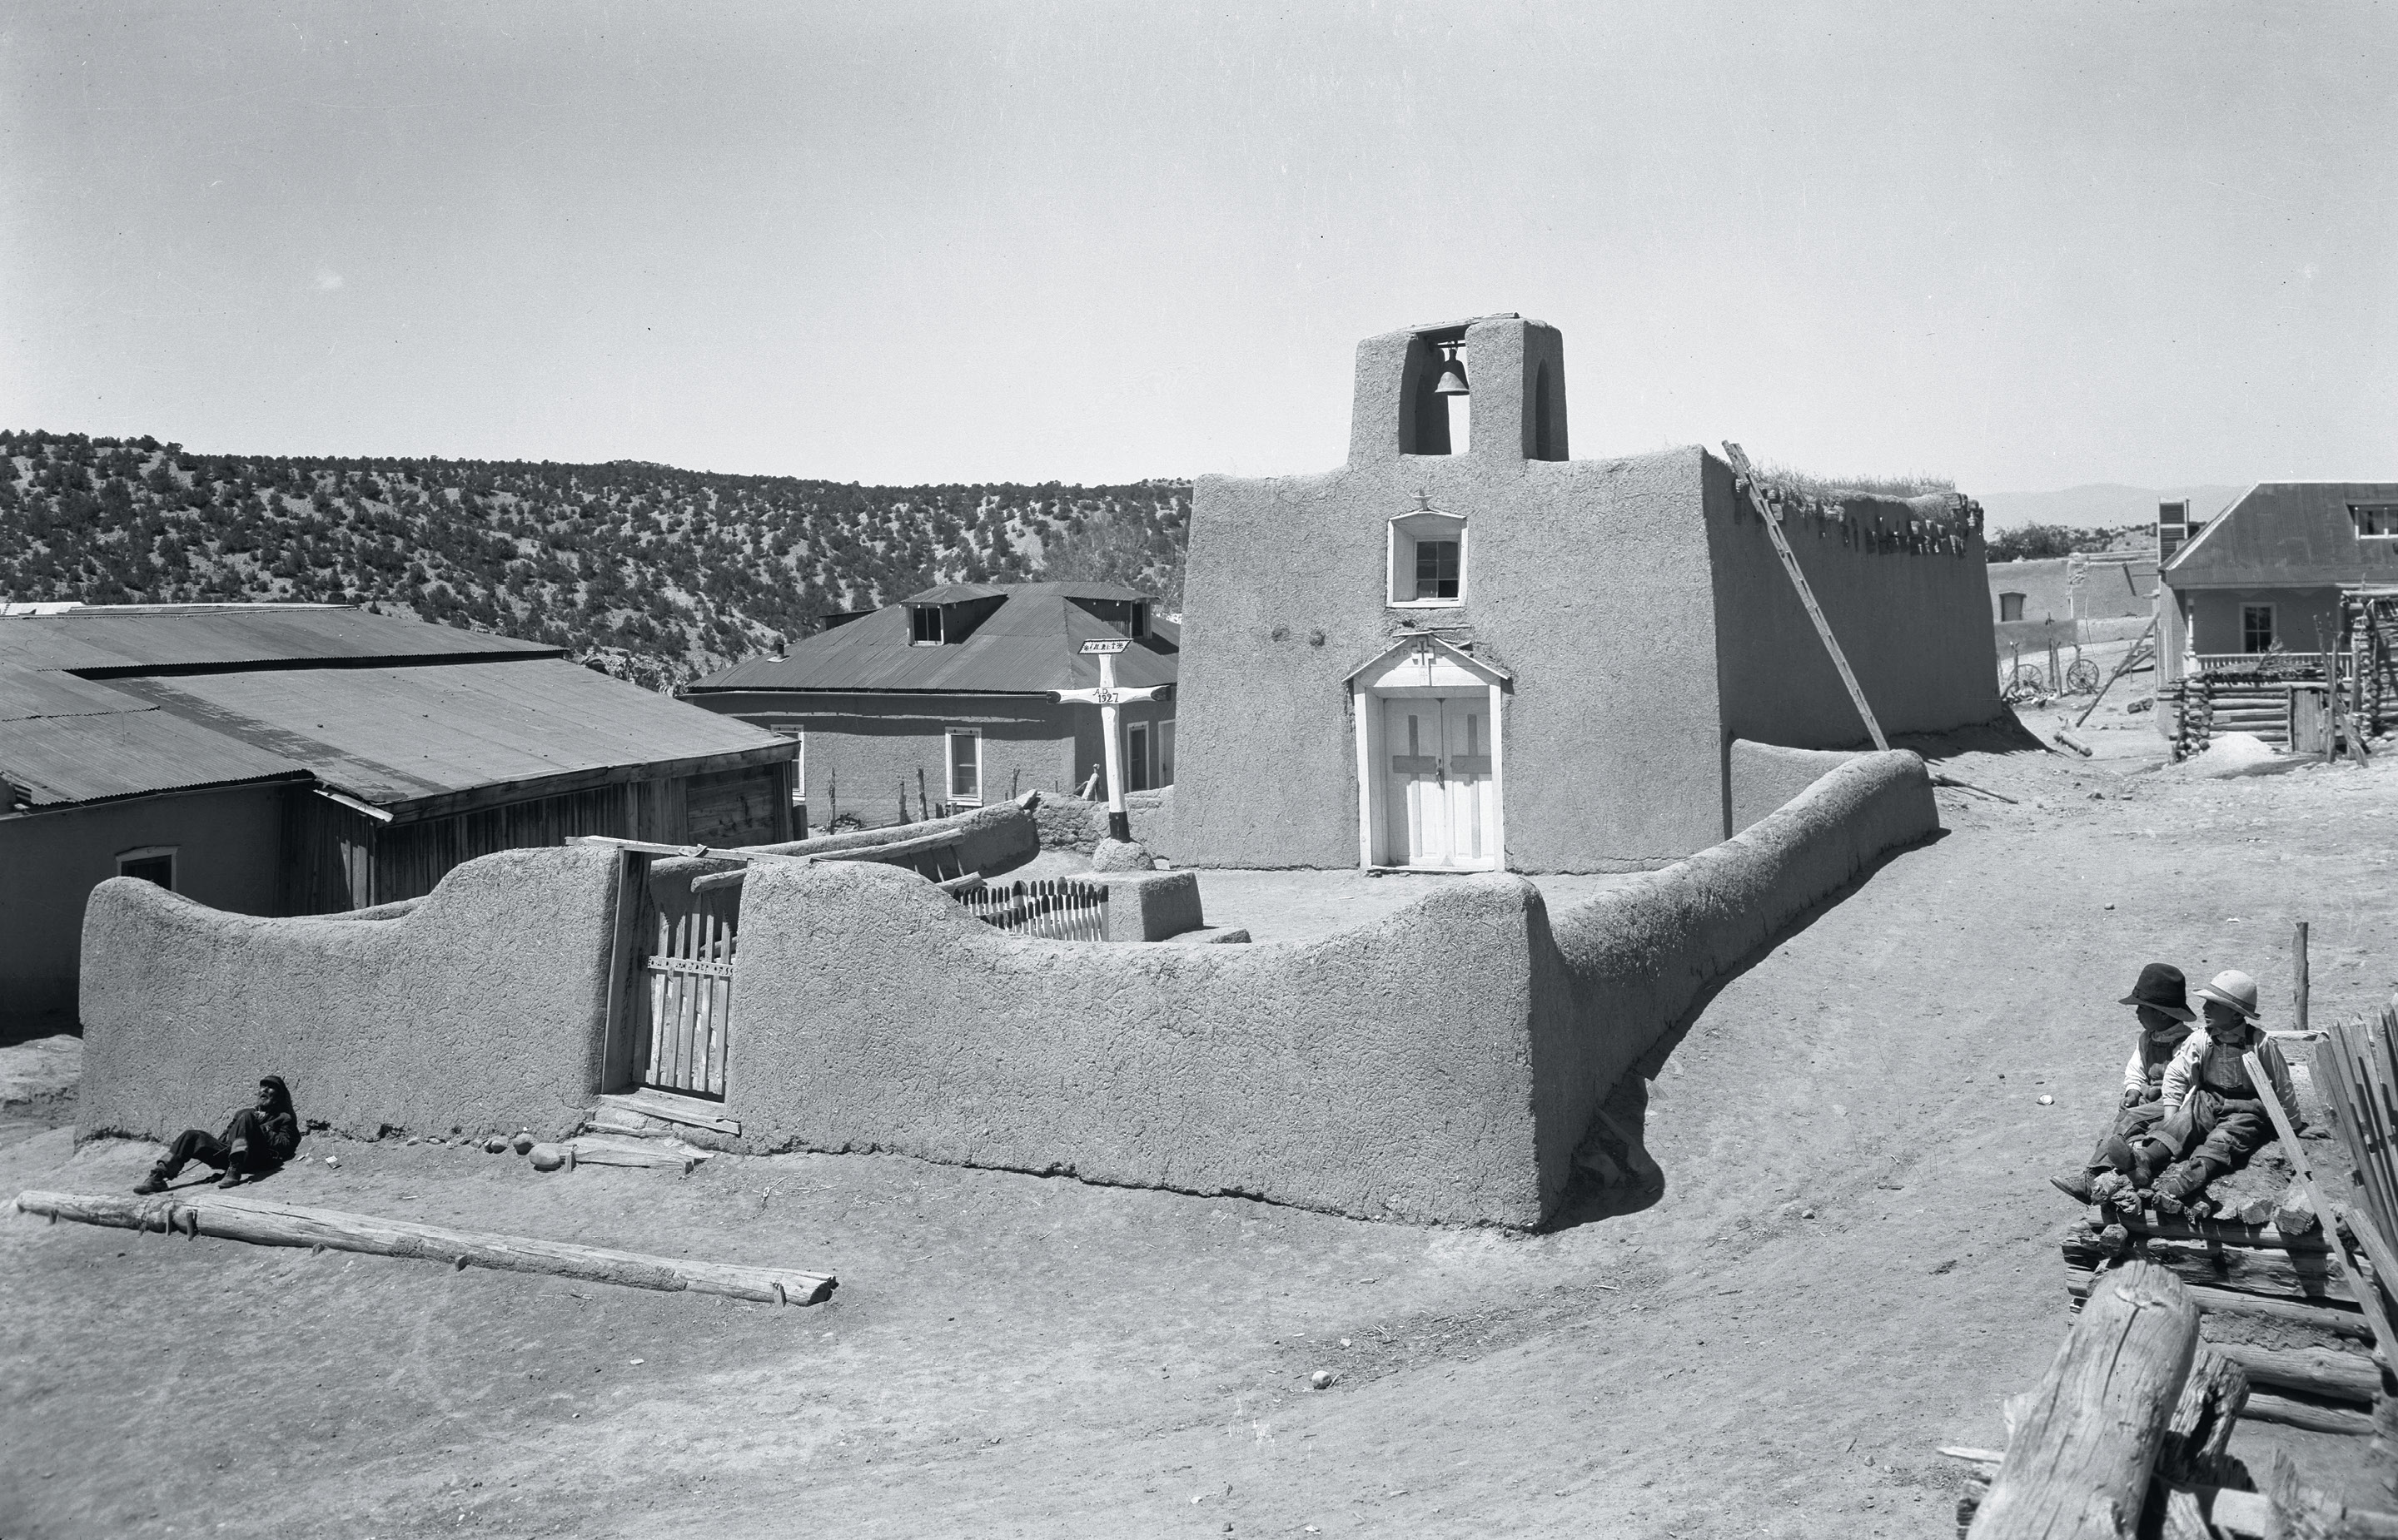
(2051, 1171, 2097, 1204)
(133, 1168, 169, 1196)
(216, 1169, 246, 1189)
(2150, 1160, 2209, 1214)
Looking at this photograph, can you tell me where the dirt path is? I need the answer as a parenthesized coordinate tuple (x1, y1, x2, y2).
(7, 735, 2395, 1538)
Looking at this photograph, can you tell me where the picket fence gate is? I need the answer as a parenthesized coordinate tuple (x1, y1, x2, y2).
(640, 907, 735, 1099)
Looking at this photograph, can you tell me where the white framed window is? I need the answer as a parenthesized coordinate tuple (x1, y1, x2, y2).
(1387, 509, 1468, 608)
(2352, 504, 2398, 538)
(946, 728, 983, 804)
(768, 723, 806, 805)
(910, 606, 943, 645)
(1159, 720, 1176, 786)
(1125, 722, 1152, 793)
(117, 844, 177, 890)
(2241, 604, 2276, 654)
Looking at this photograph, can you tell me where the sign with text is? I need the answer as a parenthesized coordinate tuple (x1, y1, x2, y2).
(1079, 638, 1129, 654)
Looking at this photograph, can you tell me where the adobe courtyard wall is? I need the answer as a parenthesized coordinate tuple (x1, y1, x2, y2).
(723, 748, 1937, 1225)
(77, 845, 620, 1146)
(73, 751, 1936, 1230)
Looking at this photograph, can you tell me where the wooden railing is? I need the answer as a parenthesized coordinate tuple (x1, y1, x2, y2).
(952, 878, 1108, 941)
(2192, 652, 2325, 677)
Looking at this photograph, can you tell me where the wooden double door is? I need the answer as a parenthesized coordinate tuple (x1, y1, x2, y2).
(1383, 695, 1495, 868)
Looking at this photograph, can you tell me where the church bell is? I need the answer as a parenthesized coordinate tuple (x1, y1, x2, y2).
(1431, 341, 1470, 396)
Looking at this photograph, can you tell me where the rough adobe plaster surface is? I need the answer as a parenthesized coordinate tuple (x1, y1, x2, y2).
(724, 750, 1936, 1225)
(1177, 315, 1988, 873)
(77, 846, 620, 1146)
(727, 857, 1556, 1226)
(1729, 740, 1863, 835)
(69, 753, 1933, 1229)
(1062, 869, 1204, 941)
(1703, 455, 2002, 749)
(1177, 445, 1724, 872)
(1525, 749, 1940, 1214)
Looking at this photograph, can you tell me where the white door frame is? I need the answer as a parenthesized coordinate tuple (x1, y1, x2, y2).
(1346, 636, 1510, 870)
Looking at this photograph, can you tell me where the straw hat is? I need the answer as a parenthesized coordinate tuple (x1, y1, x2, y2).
(2192, 968, 2262, 1023)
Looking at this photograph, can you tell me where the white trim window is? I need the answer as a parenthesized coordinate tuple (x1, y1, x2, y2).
(1387, 508, 1468, 608)
(117, 844, 177, 890)
(946, 728, 983, 805)
(2241, 604, 2276, 654)
(2352, 503, 2398, 538)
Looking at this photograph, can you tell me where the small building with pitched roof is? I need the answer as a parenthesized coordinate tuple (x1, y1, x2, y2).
(682, 581, 1178, 826)
(1, 602, 797, 1032)
(2157, 482, 2398, 680)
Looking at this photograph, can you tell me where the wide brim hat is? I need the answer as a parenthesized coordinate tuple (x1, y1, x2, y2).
(2192, 969, 2263, 1023)
(2119, 962, 2196, 1023)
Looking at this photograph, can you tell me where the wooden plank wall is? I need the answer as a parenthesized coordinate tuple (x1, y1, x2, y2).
(279, 765, 789, 914)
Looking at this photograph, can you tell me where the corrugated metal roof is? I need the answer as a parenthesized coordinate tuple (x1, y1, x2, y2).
(109, 658, 794, 811)
(1, 709, 307, 806)
(0, 666, 154, 723)
(902, 579, 1146, 604)
(0, 604, 558, 675)
(2166, 483, 2398, 588)
(690, 587, 1179, 695)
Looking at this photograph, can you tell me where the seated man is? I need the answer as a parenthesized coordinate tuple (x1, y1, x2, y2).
(2101, 970, 2300, 1215)
(2052, 962, 2197, 1203)
(133, 1076, 302, 1194)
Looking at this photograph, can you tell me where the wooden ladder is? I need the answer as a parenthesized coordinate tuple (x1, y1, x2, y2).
(1721, 441, 1888, 753)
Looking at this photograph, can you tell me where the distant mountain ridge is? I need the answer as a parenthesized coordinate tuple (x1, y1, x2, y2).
(0, 430, 1187, 689)
(1978, 484, 2246, 533)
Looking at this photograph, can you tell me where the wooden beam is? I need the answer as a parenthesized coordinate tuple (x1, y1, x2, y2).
(2242, 1390, 2377, 1438)
(2248, 1050, 2398, 1369)
(2210, 1342, 2379, 1406)
(12, 1189, 833, 1306)
(1720, 442, 1888, 752)
(1975, 1260, 2197, 1539)
(2065, 1267, 2373, 1339)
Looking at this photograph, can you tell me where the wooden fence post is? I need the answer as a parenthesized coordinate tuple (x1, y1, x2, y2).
(1969, 1260, 2197, 1539)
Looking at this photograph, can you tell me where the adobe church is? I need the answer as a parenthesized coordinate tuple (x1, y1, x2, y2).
(1172, 315, 1999, 872)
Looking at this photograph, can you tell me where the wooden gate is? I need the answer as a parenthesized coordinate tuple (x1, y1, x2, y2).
(634, 881, 738, 1100)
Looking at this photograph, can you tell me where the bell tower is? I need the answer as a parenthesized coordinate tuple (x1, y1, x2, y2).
(1346, 313, 1569, 466)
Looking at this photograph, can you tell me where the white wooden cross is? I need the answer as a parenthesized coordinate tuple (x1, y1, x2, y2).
(1052, 638, 1171, 842)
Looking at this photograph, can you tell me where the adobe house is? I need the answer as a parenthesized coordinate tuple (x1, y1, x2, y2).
(1988, 549, 2157, 651)
(2156, 483, 2398, 682)
(0, 603, 796, 1034)
(682, 581, 1177, 827)
(1172, 314, 2000, 872)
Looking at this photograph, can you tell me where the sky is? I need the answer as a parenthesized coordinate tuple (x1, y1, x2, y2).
(3, 2, 2391, 493)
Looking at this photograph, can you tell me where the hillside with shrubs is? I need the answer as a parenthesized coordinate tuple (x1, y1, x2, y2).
(0, 430, 1189, 688)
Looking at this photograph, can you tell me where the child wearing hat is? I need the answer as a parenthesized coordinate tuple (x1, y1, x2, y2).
(2114, 969, 2301, 1215)
(2052, 963, 2197, 1204)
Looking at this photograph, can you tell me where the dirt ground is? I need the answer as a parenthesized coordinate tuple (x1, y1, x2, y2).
(7, 702, 2396, 1540)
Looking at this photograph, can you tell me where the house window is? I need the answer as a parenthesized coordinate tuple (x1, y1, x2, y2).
(769, 724, 805, 805)
(910, 606, 943, 646)
(946, 728, 982, 804)
(117, 845, 177, 890)
(1159, 721, 1176, 786)
(2352, 504, 2398, 537)
(1126, 723, 1152, 793)
(1130, 602, 1149, 639)
(2242, 604, 2276, 654)
(1387, 508, 1469, 608)
(1999, 592, 2025, 622)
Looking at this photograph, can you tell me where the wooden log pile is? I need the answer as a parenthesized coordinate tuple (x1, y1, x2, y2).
(1948, 1264, 2398, 1538)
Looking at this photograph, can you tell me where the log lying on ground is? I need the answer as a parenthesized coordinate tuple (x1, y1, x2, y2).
(2063, 1232, 2350, 1304)
(2067, 1267, 2375, 1340)
(2210, 1342, 2382, 1406)
(2110, 1210, 2328, 1252)
(2241, 1389, 2378, 1438)
(11, 1190, 834, 1306)
(1976, 1261, 2199, 1538)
